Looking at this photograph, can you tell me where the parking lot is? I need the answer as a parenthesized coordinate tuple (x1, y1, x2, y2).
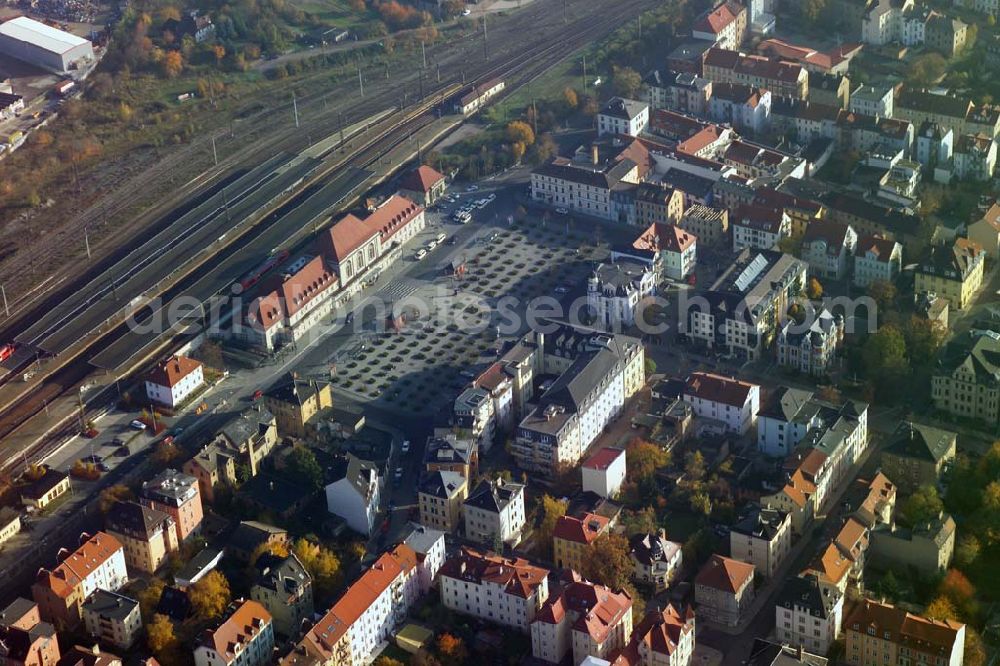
(328, 190, 610, 417)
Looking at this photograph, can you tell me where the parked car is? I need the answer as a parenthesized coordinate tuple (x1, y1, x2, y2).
(414, 248, 428, 260)
(401, 440, 411, 454)
(394, 467, 404, 482)
(97, 463, 110, 472)
(252, 389, 264, 401)
(466, 184, 479, 191)
(555, 207, 568, 214)
(129, 420, 147, 431)
(83, 454, 103, 463)
(81, 427, 99, 438)
(554, 285, 570, 294)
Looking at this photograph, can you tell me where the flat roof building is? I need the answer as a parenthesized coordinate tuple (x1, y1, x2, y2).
(0, 17, 93, 74)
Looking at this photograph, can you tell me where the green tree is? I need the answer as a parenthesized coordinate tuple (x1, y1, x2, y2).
(623, 506, 659, 536)
(644, 358, 657, 375)
(954, 534, 981, 569)
(902, 316, 946, 366)
(861, 325, 908, 393)
(611, 65, 642, 98)
(138, 578, 166, 621)
(902, 485, 944, 526)
(684, 451, 706, 482)
(286, 446, 323, 491)
(907, 53, 947, 87)
(802, 0, 828, 23)
(584, 533, 633, 590)
(867, 280, 897, 311)
(690, 491, 712, 517)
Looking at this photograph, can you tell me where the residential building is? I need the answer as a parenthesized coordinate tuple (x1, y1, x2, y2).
(598, 98, 650, 137)
(530, 149, 644, 223)
(175, 548, 224, 588)
(776, 309, 845, 377)
(746, 639, 828, 666)
(682, 372, 761, 435)
(464, 361, 515, 448)
(324, 454, 381, 536)
(80, 590, 141, 650)
(644, 69, 712, 115)
(513, 323, 644, 476)
(702, 48, 809, 100)
(732, 205, 791, 251)
(849, 85, 893, 118)
(587, 261, 656, 330)
(614, 605, 697, 666)
(183, 442, 237, 504)
(854, 472, 897, 529)
(103, 501, 178, 574)
(553, 513, 611, 573)
(403, 525, 446, 593)
(861, 0, 915, 45)
(230, 521, 288, 563)
(686, 250, 807, 361)
(0, 91, 24, 121)
(0, 612, 59, 666)
(853, 236, 902, 288)
(914, 238, 985, 309)
(843, 600, 965, 666)
(249, 553, 313, 638)
(629, 531, 683, 591)
(678, 205, 729, 246)
(707, 82, 771, 134)
(932, 333, 1000, 424)
(694, 555, 755, 626)
(761, 470, 816, 535)
(463, 479, 526, 547)
(894, 87, 975, 137)
(19, 470, 70, 511)
(721, 142, 806, 183)
(454, 387, 498, 453)
(439, 548, 550, 631)
(32, 532, 127, 628)
(424, 434, 478, 479)
(915, 121, 954, 171)
(757, 387, 817, 457)
(531, 574, 633, 665)
(967, 202, 1000, 258)
(144, 355, 204, 409)
(869, 513, 956, 574)
(925, 14, 968, 56)
(205, 407, 279, 479)
(818, 191, 920, 242)
(398, 165, 447, 206)
(262, 374, 332, 438)
(692, 0, 748, 50)
(283, 544, 419, 666)
(581, 447, 626, 499)
(194, 600, 274, 666)
(418, 471, 467, 533)
(140, 469, 203, 542)
(757, 38, 861, 75)
(0, 508, 21, 547)
(633, 182, 685, 227)
(880, 421, 956, 493)
(58, 645, 122, 666)
(616, 221, 697, 281)
(729, 507, 792, 578)
(801, 220, 858, 280)
(774, 574, 843, 656)
(952, 133, 997, 181)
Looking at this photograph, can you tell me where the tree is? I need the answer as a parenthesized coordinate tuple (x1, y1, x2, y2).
(584, 533, 633, 590)
(511, 141, 526, 164)
(867, 280, 897, 311)
(293, 538, 343, 594)
(902, 485, 944, 526)
(938, 569, 978, 620)
(535, 495, 568, 560)
(807, 277, 823, 300)
(964, 627, 987, 666)
(907, 53, 947, 87)
(373, 659, 404, 666)
(248, 539, 290, 569)
(99, 484, 134, 513)
(562, 87, 578, 109)
(161, 50, 183, 78)
(138, 578, 166, 621)
(189, 570, 231, 620)
(644, 358, 657, 375)
(924, 596, 957, 621)
(684, 451, 706, 482)
(690, 491, 712, 517)
(611, 65, 642, 98)
(861, 325, 908, 388)
(505, 121, 535, 147)
(146, 614, 177, 655)
(623, 506, 659, 536)
(152, 442, 181, 466)
(286, 447, 323, 491)
(902, 316, 946, 365)
(954, 534, 981, 569)
(626, 439, 669, 484)
(802, 0, 828, 23)
(436, 633, 469, 666)
(982, 480, 1000, 511)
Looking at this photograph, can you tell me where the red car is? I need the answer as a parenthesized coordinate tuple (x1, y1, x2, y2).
(252, 389, 264, 401)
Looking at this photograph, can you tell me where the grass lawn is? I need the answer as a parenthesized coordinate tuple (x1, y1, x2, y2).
(493, 51, 586, 119)
(288, 0, 375, 30)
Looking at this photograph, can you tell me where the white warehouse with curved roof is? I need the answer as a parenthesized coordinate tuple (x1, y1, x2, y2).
(0, 16, 93, 74)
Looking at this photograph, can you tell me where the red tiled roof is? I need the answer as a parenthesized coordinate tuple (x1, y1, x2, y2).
(280, 255, 338, 319)
(36, 532, 123, 600)
(678, 126, 725, 156)
(147, 355, 202, 388)
(735, 204, 787, 233)
(553, 513, 610, 545)
(629, 604, 694, 657)
(439, 548, 548, 599)
(803, 219, 852, 253)
(694, 1, 742, 35)
(583, 447, 625, 471)
(685, 372, 757, 407)
(200, 600, 271, 659)
(695, 554, 754, 593)
(368, 194, 424, 244)
(321, 213, 377, 263)
(845, 600, 964, 656)
(474, 362, 510, 393)
(399, 165, 445, 193)
(536, 579, 632, 644)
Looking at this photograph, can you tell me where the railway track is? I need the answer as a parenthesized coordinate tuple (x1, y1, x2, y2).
(0, 0, 658, 469)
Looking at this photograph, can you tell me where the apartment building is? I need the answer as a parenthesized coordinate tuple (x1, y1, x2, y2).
(932, 333, 1000, 424)
(732, 205, 791, 251)
(643, 69, 712, 115)
(424, 434, 478, 479)
(459, 361, 515, 451)
(952, 133, 997, 181)
(581, 447, 627, 499)
(914, 238, 985, 309)
(801, 220, 858, 280)
(418, 471, 467, 533)
(849, 85, 894, 118)
(968, 202, 1000, 258)
(140, 469, 203, 542)
(692, 0, 747, 50)
(0, 605, 59, 666)
(249, 553, 313, 638)
(144, 355, 205, 409)
(694, 555, 755, 626)
(702, 48, 808, 100)
(325, 454, 382, 536)
(32, 532, 128, 628)
(615, 605, 697, 666)
(587, 261, 657, 330)
(263, 374, 332, 438)
(707, 82, 771, 134)
(870, 513, 956, 575)
(439, 548, 550, 632)
(853, 236, 902, 289)
(634, 182, 686, 226)
(729, 507, 792, 578)
(678, 205, 729, 246)
(204, 407, 279, 479)
(104, 501, 179, 574)
(403, 526, 446, 593)
(184, 442, 236, 503)
(774, 574, 843, 656)
(194, 600, 274, 666)
(282, 544, 419, 666)
(757, 387, 817, 457)
(880, 421, 956, 493)
(776, 309, 845, 377)
(463, 479, 526, 547)
(81, 590, 141, 650)
(615, 221, 697, 282)
(843, 600, 965, 666)
(531, 154, 643, 223)
(532, 574, 632, 665)
(553, 513, 611, 573)
(598, 97, 650, 137)
(513, 323, 644, 476)
(761, 469, 816, 535)
(686, 249, 807, 361)
(629, 531, 683, 591)
(18, 469, 70, 511)
(682, 372, 761, 435)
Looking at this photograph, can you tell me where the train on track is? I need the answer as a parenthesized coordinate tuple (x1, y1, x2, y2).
(238, 249, 290, 291)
